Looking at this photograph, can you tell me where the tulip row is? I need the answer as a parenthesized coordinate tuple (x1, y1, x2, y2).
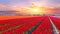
(0, 16, 45, 34)
(50, 17, 60, 30)
(32, 17, 53, 34)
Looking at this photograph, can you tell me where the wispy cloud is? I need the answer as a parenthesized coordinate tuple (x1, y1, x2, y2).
(0, 0, 60, 15)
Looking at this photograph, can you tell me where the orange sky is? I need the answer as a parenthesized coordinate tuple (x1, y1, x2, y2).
(0, 0, 60, 15)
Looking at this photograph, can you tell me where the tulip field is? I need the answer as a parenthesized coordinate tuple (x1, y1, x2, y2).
(0, 16, 60, 34)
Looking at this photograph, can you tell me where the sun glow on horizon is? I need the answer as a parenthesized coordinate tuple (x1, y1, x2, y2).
(29, 7, 43, 14)
(32, 8, 39, 12)
(14, 3, 51, 14)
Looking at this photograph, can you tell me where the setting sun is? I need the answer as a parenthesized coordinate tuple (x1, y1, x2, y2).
(30, 7, 42, 14)
(27, 5, 46, 14)
(32, 8, 39, 12)
(14, 3, 49, 14)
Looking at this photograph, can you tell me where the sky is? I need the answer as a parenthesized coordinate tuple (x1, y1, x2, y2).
(0, 0, 60, 15)
(0, 0, 60, 7)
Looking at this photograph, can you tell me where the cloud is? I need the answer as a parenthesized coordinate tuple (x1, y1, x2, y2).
(0, 4, 7, 11)
(0, 0, 60, 15)
(0, 3, 15, 11)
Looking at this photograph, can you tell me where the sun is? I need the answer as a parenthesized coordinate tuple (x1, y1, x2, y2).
(32, 8, 39, 12)
(15, 3, 46, 14)
(29, 6, 44, 14)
